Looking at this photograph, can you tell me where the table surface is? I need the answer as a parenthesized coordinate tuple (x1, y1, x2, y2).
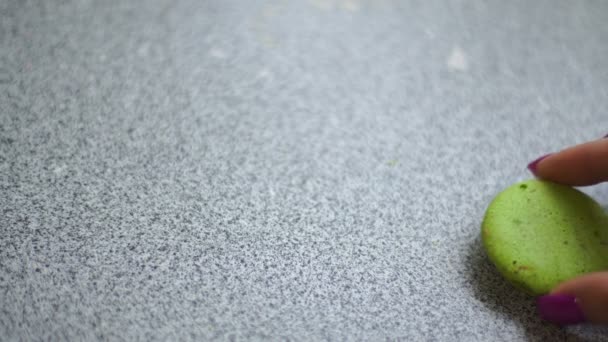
(3, 0, 608, 340)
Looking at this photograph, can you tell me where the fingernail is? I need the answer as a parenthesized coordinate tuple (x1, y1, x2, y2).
(527, 154, 552, 176)
(537, 294, 586, 325)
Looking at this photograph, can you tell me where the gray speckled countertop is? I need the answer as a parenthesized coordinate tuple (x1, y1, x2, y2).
(2, 0, 608, 340)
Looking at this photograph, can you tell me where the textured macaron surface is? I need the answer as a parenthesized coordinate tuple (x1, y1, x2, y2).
(482, 180, 608, 295)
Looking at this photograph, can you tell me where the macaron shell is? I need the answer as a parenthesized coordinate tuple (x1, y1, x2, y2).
(482, 180, 608, 295)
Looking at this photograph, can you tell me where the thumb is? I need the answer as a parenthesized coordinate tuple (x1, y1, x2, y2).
(537, 272, 608, 325)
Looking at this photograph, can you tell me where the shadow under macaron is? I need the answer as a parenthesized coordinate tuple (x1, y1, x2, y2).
(465, 234, 602, 342)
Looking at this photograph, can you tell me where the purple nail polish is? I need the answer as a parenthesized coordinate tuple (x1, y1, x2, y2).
(537, 294, 586, 325)
(527, 154, 551, 176)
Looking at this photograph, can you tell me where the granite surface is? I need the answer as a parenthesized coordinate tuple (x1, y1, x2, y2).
(2, 0, 608, 340)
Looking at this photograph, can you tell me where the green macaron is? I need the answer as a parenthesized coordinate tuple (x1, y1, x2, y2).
(482, 179, 608, 295)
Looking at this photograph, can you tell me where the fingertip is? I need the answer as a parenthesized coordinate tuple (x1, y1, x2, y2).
(526, 139, 608, 186)
(537, 294, 586, 325)
(527, 154, 553, 177)
(546, 273, 608, 325)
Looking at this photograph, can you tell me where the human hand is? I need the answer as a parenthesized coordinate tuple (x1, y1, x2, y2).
(529, 136, 608, 325)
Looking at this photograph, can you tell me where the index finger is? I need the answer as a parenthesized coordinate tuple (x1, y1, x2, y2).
(528, 138, 608, 186)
